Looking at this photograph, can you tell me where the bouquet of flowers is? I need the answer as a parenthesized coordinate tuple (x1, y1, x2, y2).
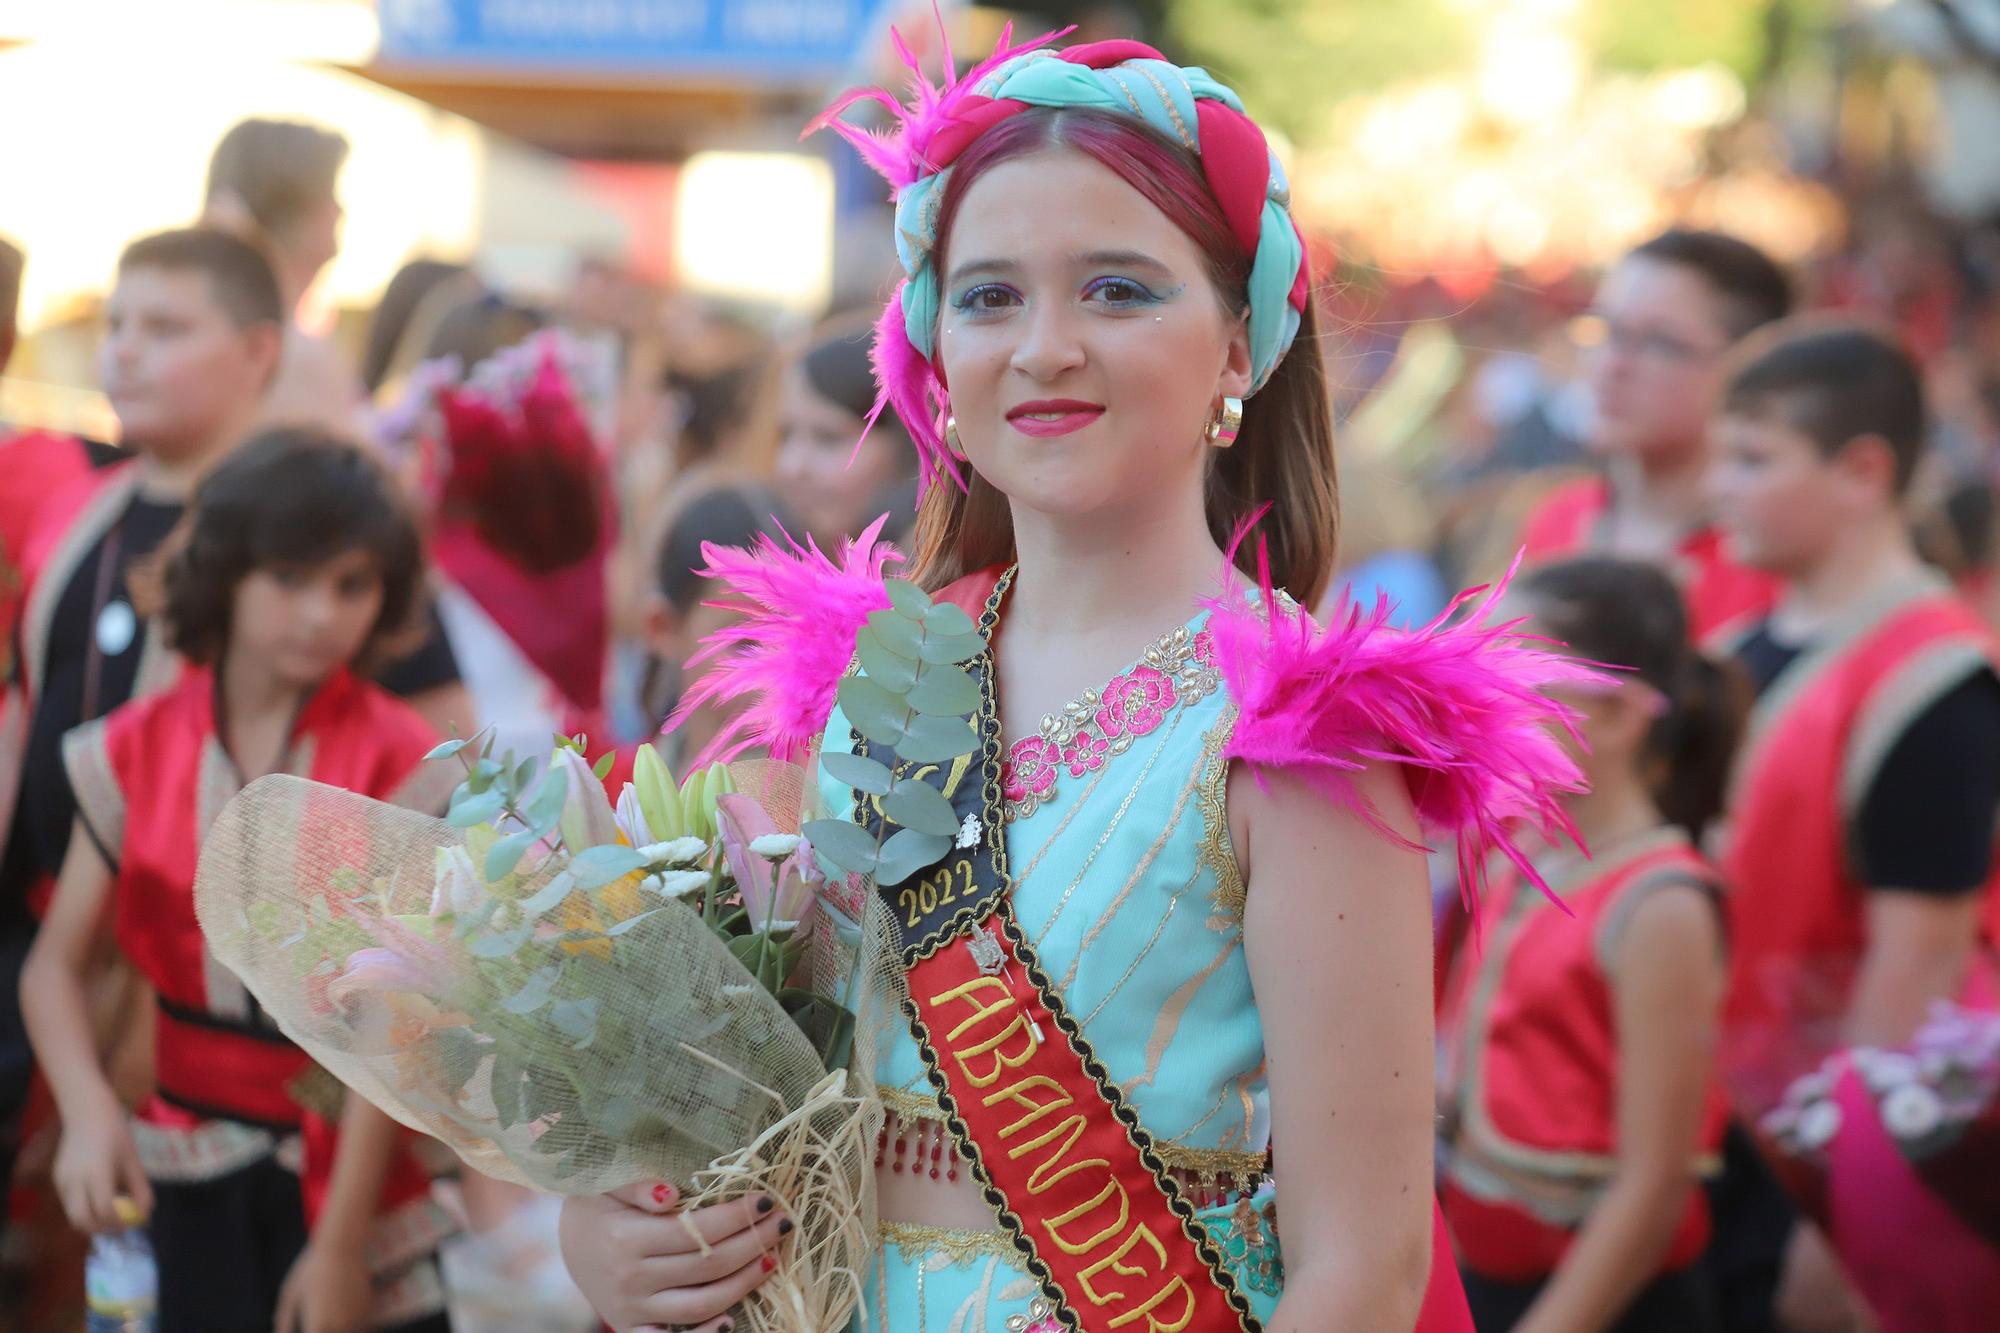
(1760, 1002, 2000, 1245)
(193, 737, 898, 1332)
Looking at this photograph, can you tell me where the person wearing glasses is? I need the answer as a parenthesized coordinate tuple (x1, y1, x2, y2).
(1519, 230, 1792, 642)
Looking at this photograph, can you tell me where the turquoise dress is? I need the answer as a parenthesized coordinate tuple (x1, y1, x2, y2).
(819, 590, 1284, 1332)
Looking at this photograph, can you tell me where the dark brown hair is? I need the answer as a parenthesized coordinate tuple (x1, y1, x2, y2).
(161, 427, 423, 668)
(205, 118, 349, 238)
(908, 107, 1339, 606)
(118, 228, 284, 330)
(1722, 317, 1927, 496)
(1520, 557, 1747, 841)
(1629, 228, 1793, 340)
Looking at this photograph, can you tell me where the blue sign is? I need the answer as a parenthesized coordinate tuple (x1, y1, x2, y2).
(377, 0, 902, 78)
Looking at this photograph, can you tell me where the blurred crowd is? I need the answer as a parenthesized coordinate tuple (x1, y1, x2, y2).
(3, 93, 2000, 1333)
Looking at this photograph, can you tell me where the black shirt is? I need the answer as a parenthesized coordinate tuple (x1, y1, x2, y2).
(1735, 622, 2000, 895)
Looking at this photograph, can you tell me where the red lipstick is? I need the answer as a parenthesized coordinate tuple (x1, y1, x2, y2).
(1005, 399, 1104, 438)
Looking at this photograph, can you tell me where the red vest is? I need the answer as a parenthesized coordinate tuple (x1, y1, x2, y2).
(1719, 574, 2000, 1111)
(0, 430, 97, 671)
(1519, 476, 1781, 644)
(1438, 828, 1727, 1281)
(64, 665, 445, 1221)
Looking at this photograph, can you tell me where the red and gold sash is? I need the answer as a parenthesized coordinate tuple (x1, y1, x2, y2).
(857, 568, 1259, 1333)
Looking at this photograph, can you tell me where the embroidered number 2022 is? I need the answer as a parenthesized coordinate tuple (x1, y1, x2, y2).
(899, 858, 975, 928)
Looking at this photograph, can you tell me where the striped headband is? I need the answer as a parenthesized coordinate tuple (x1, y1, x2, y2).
(811, 27, 1311, 491)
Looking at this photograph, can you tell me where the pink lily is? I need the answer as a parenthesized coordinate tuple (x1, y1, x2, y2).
(715, 793, 818, 929)
(328, 945, 445, 1008)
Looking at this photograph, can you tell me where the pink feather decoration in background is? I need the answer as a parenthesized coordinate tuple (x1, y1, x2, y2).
(1204, 541, 1602, 908)
(669, 515, 901, 767)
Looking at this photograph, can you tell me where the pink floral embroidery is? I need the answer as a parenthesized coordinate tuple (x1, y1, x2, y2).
(1062, 730, 1109, 776)
(1003, 736, 1059, 804)
(998, 620, 1222, 820)
(1094, 664, 1177, 738)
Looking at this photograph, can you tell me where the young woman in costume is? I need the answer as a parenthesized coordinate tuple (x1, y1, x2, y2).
(559, 31, 1591, 1333)
(21, 428, 457, 1332)
(1437, 558, 1738, 1332)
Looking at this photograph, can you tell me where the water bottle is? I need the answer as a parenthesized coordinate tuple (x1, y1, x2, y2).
(85, 1196, 157, 1332)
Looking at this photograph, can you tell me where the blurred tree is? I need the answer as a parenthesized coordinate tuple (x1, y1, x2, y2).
(1162, 0, 1471, 140)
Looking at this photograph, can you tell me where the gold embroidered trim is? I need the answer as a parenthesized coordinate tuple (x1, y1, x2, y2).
(879, 1220, 1014, 1267)
(877, 1087, 1269, 1185)
(61, 719, 125, 865)
(877, 1083, 949, 1124)
(1196, 703, 1244, 923)
(131, 1116, 280, 1182)
(1003, 620, 1221, 821)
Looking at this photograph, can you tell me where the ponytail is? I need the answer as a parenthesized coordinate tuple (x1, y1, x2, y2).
(1649, 650, 1748, 841)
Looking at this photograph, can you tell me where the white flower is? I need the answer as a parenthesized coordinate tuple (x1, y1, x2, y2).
(648, 871, 710, 899)
(614, 784, 653, 847)
(430, 847, 489, 916)
(1859, 1051, 1921, 1093)
(1795, 1100, 1843, 1151)
(640, 837, 709, 867)
(1881, 1083, 1945, 1141)
(749, 833, 802, 861)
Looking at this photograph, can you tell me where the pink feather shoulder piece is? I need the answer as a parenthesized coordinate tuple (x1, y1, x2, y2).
(668, 515, 899, 767)
(1204, 551, 1600, 903)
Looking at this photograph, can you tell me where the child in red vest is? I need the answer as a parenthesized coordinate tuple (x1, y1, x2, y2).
(1517, 230, 1789, 641)
(1706, 319, 2000, 1330)
(1439, 557, 1737, 1331)
(21, 428, 456, 1332)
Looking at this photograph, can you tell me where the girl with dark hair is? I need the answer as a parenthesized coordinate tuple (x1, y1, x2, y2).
(774, 314, 920, 547)
(1438, 557, 1742, 1332)
(556, 29, 1593, 1333)
(21, 428, 457, 1333)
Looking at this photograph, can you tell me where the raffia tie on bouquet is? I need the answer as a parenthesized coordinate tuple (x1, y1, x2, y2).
(193, 758, 902, 1333)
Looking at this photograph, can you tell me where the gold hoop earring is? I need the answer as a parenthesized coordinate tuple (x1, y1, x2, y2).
(1205, 396, 1243, 448)
(944, 414, 967, 460)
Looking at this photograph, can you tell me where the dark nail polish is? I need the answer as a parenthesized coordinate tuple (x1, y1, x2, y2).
(755, 1195, 775, 1214)
(778, 1217, 793, 1235)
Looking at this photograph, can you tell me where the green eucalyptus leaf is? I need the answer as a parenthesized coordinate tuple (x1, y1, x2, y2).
(904, 664, 979, 717)
(865, 608, 925, 660)
(894, 714, 981, 763)
(883, 577, 932, 620)
(822, 750, 893, 796)
(446, 787, 506, 829)
(549, 996, 600, 1045)
(920, 600, 977, 637)
(876, 827, 953, 887)
(726, 934, 763, 969)
(501, 965, 560, 1015)
(435, 1025, 483, 1092)
(569, 845, 647, 889)
(468, 924, 533, 959)
(605, 908, 659, 936)
(883, 779, 962, 837)
(517, 869, 577, 916)
(802, 818, 880, 876)
(485, 828, 541, 882)
(489, 1047, 523, 1128)
(465, 757, 504, 794)
(854, 627, 917, 691)
(523, 766, 569, 834)
(918, 630, 986, 666)
(838, 676, 911, 748)
(424, 738, 469, 763)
